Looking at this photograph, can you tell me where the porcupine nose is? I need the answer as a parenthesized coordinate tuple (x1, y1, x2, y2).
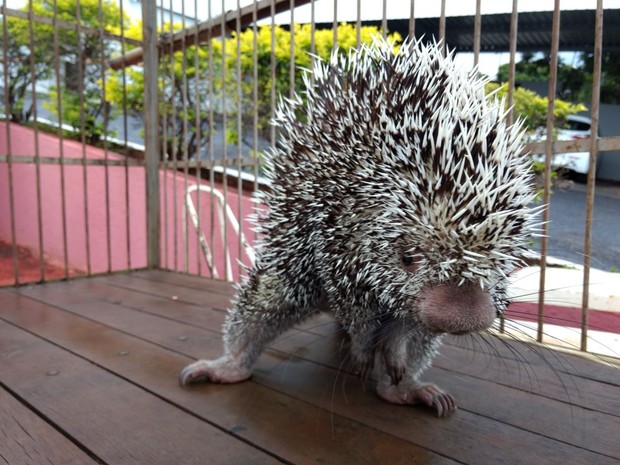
(419, 281, 496, 335)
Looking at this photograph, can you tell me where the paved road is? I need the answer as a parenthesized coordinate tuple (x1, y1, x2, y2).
(534, 180, 620, 271)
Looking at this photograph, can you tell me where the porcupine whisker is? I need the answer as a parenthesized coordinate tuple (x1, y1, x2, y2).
(484, 328, 566, 396)
(502, 319, 620, 365)
(471, 332, 520, 377)
(359, 305, 577, 373)
(494, 327, 581, 415)
(494, 321, 596, 398)
(473, 332, 540, 390)
(449, 329, 539, 385)
(488, 318, 577, 373)
(503, 292, 620, 355)
(492, 318, 582, 371)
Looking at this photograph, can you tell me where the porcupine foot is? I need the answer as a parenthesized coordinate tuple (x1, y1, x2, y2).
(352, 350, 375, 381)
(179, 356, 252, 386)
(376, 378, 456, 417)
(380, 337, 408, 385)
(180, 262, 322, 387)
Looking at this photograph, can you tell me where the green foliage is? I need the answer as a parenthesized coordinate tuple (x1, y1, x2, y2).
(496, 53, 584, 102)
(107, 23, 398, 159)
(44, 86, 116, 145)
(223, 24, 401, 142)
(43, 0, 125, 144)
(2, 0, 126, 143)
(485, 82, 586, 131)
(2, 7, 55, 121)
(497, 51, 620, 104)
(579, 51, 620, 104)
(107, 21, 216, 159)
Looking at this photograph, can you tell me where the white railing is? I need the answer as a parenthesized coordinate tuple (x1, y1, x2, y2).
(183, 184, 256, 282)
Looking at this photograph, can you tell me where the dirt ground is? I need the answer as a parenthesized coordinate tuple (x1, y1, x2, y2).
(0, 240, 71, 286)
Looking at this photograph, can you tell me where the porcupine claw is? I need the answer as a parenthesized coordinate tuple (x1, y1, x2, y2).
(376, 380, 457, 417)
(356, 359, 374, 381)
(179, 357, 252, 386)
(386, 363, 405, 385)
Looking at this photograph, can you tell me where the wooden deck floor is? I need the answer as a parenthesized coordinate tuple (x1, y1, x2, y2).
(0, 270, 618, 465)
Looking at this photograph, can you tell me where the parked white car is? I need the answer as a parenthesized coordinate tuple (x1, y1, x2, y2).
(530, 114, 593, 175)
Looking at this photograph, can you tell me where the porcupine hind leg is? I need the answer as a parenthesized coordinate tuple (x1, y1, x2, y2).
(179, 266, 317, 386)
(376, 333, 456, 417)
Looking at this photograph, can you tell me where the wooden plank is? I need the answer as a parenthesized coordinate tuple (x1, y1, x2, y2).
(0, 323, 281, 464)
(441, 334, 620, 387)
(0, 386, 99, 465)
(268, 331, 620, 456)
(91, 277, 620, 406)
(0, 289, 460, 465)
(21, 278, 229, 331)
(9, 284, 619, 463)
(18, 277, 619, 415)
(65, 289, 620, 460)
(297, 309, 620, 388)
(130, 271, 620, 387)
(132, 269, 236, 296)
(102, 273, 234, 311)
(253, 347, 620, 465)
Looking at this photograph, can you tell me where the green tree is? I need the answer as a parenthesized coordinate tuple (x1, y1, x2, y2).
(107, 22, 218, 160)
(497, 51, 620, 104)
(1, 0, 126, 143)
(223, 23, 401, 144)
(578, 51, 620, 104)
(107, 23, 400, 160)
(496, 53, 585, 102)
(485, 82, 586, 131)
(1, 6, 54, 122)
(40, 0, 127, 143)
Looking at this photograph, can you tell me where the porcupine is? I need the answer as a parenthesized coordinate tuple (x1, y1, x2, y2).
(179, 37, 541, 417)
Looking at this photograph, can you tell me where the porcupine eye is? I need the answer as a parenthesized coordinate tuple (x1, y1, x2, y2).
(401, 251, 419, 271)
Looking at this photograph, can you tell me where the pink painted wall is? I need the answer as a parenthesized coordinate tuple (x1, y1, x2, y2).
(0, 122, 256, 282)
(158, 169, 257, 282)
(0, 122, 147, 275)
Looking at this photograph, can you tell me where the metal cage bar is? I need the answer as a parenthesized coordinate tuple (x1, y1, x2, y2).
(581, 1, 604, 351)
(2, 0, 19, 284)
(537, 0, 562, 344)
(1, 0, 619, 358)
(27, 0, 46, 281)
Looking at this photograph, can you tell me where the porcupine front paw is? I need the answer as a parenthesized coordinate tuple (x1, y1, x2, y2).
(179, 356, 252, 386)
(355, 357, 374, 381)
(384, 361, 406, 385)
(350, 347, 376, 381)
(376, 379, 456, 417)
(381, 345, 408, 385)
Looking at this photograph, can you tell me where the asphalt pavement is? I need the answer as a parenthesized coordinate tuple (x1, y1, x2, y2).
(534, 179, 620, 271)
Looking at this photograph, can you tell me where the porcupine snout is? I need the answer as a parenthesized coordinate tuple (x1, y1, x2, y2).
(418, 281, 496, 335)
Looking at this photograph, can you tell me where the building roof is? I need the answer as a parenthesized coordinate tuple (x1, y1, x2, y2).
(319, 9, 620, 53)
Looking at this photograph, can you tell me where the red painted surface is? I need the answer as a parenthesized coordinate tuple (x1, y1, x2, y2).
(1, 122, 618, 335)
(0, 122, 146, 282)
(506, 301, 620, 333)
(0, 122, 255, 285)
